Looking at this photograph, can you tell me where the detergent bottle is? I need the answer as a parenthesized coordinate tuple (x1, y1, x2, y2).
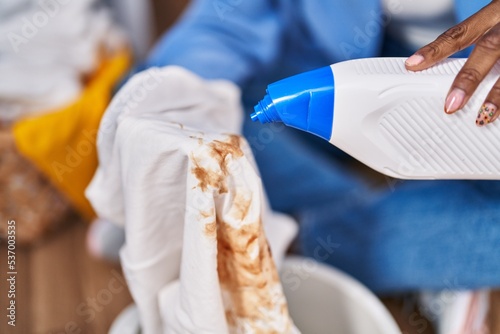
(251, 58, 500, 180)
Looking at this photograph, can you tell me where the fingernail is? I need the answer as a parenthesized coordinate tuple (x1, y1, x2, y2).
(405, 54, 424, 67)
(476, 102, 498, 127)
(445, 88, 466, 114)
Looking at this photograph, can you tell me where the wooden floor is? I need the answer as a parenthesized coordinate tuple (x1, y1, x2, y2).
(0, 219, 133, 334)
(0, 216, 438, 334)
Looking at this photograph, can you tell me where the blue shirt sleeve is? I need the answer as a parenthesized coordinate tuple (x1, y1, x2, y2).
(146, 0, 284, 87)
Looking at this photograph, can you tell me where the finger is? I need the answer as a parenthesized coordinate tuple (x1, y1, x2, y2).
(405, 2, 500, 71)
(476, 77, 500, 127)
(445, 23, 500, 114)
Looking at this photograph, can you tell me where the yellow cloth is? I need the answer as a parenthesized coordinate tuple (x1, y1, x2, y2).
(13, 49, 132, 219)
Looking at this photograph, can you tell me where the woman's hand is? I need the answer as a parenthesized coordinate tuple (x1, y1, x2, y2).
(405, 1, 500, 126)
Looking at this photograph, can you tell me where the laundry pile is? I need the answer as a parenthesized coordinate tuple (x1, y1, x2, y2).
(0, 0, 131, 243)
(86, 66, 300, 333)
(0, 0, 126, 121)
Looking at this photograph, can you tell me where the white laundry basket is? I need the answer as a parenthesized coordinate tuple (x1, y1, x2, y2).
(280, 256, 401, 334)
(109, 256, 401, 334)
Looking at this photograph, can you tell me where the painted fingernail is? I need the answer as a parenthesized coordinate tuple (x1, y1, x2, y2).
(405, 54, 424, 67)
(476, 102, 498, 127)
(445, 88, 466, 114)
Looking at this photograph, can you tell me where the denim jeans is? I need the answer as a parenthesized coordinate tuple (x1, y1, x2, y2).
(243, 114, 500, 294)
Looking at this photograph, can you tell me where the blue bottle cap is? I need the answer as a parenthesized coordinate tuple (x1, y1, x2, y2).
(251, 66, 335, 140)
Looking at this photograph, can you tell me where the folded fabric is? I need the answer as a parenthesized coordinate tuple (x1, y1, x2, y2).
(12, 49, 132, 218)
(86, 67, 299, 333)
(0, 0, 127, 120)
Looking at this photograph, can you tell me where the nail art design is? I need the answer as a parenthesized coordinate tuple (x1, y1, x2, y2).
(476, 103, 497, 127)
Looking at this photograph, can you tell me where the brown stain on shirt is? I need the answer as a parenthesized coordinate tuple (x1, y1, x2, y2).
(189, 135, 203, 145)
(208, 134, 243, 175)
(191, 156, 227, 194)
(204, 221, 217, 238)
(191, 135, 243, 195)
(190, 134, 294, 332)
(217, 217, 285, 333)
(232, 191, 252, 222)
(201, 209, 217, 238)
(200, 208, 214, 219)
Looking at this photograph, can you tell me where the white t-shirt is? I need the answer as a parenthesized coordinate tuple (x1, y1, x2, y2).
(382, 0, 455, 49)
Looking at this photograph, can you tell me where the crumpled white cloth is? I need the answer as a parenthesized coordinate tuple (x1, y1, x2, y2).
(0, 0, 126, 120)
(86, 66, 299, 334)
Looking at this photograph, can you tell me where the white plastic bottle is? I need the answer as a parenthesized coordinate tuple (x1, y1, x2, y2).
(251, 57, 500, 180)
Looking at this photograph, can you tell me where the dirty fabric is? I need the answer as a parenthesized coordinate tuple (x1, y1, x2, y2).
(86, 66, 299, 334)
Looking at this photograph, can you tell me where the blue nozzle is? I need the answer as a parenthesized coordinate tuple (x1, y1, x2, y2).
(251, 93, 281, 123)
(250, 110, 260, 122)
(249, 66, 335, 141)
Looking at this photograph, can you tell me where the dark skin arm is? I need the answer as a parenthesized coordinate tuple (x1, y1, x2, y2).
(405, 1, 500, 126)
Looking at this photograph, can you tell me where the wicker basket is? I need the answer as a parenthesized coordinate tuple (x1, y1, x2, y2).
(0, 129, 75, 245)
